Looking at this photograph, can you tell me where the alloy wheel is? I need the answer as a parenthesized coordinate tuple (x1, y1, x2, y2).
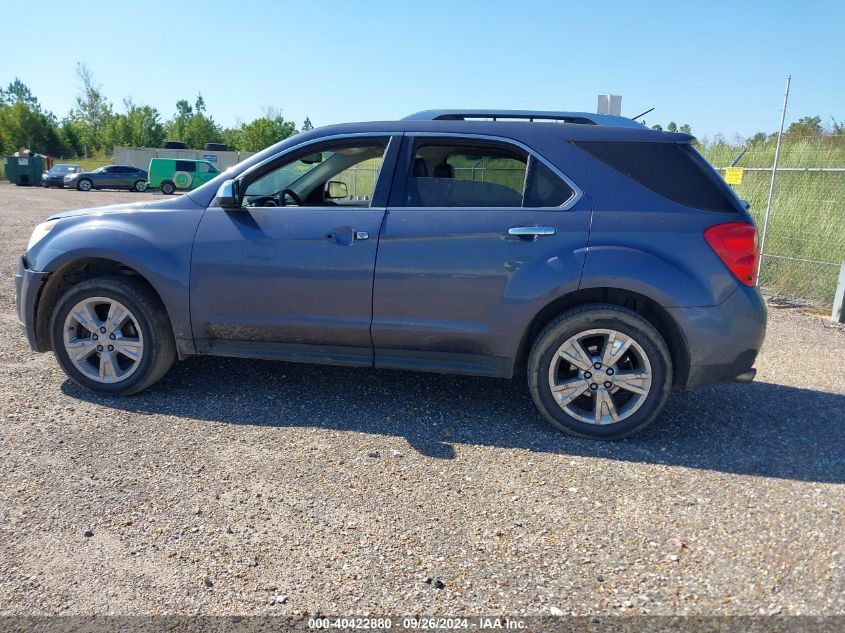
(547, 328, 652, 425)
(62, 297, 145, 384)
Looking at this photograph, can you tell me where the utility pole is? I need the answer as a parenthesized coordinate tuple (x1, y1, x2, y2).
(757, 74, 791, 285)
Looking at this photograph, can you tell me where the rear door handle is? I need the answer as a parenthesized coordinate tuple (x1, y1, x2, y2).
(354, 231, 369, 240)
(508, 226, 556, 237)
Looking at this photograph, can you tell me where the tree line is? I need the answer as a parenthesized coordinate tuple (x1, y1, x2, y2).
(0, 64, 312, 157)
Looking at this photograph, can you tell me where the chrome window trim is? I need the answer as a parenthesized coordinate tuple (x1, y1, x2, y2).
(402, 131, 583, 211)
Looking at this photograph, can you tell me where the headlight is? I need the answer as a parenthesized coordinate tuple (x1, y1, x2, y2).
(27, 220, 59, 251)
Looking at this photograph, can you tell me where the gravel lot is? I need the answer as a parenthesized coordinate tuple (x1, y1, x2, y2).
(0, 183, 842, 617)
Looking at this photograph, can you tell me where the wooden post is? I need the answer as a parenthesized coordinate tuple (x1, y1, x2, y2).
(833, 262, 845, 324)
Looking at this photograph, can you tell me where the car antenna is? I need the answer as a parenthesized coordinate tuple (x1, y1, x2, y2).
(631, 107, 655, 121)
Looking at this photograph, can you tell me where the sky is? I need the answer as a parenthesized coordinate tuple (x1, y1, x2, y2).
(7, 0, 845, 139)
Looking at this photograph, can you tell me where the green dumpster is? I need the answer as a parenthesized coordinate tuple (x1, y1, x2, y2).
(5, 153, 45, 186)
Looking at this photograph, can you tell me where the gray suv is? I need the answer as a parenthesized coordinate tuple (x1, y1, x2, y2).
(15, 110, 766, 439)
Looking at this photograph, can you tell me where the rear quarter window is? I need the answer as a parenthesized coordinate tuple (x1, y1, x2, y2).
(573, 141, 740, 212)
(175, 160, 196, 172)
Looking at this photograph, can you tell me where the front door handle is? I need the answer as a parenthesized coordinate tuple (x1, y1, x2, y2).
(508, 226, 556, 237)
(326, 226, 369, 245)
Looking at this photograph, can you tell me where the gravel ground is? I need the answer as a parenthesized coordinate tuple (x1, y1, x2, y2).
(0, 183, 842, 617)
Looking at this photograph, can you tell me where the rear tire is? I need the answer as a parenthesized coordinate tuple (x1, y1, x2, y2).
(527, 303, 672, 440)
(160, 181, 175, 195)
(50, 276, 176, 395)
(133, 180, 148, 192)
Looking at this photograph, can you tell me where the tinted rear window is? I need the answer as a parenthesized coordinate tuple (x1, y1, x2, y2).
(573, 141, 740, 212)
(175, 160, 195, 172)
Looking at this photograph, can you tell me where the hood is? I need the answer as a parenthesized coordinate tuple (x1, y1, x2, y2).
(47, 194, 203, 221)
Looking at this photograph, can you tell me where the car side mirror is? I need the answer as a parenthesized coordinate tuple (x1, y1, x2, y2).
(213, 179, 240, 208)
(325, 180, 348, 200)
(740, 199, 751, 211)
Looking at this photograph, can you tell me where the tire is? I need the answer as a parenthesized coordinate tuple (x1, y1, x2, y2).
(77, 178, 93, 192)
(50, 276, 176, 395)
(172, 171, 192, 189)
(527, 303, 673, 440)
(133, 180, 148, 192)
(160, 181, 175, 195)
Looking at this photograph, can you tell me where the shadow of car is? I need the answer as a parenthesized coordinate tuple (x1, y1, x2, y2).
(62, 358, 845, 483)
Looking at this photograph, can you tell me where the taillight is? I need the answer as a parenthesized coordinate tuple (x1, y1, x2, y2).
(703, 222, 760, 286)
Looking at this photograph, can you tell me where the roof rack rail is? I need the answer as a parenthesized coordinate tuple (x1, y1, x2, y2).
(403, 109, 644, 129)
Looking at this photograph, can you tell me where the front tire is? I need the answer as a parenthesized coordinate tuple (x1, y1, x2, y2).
(160, 181, 175, 195)
(527, 304, 672, 440)
(50, 276, 176, 395)
(77, 178, 93, 192)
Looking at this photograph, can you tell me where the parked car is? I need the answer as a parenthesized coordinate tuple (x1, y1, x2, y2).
(65, 165, 148, 192)
(15, 109, 766, 439)
(148, 158, 219, 195)
(41, 163, 82, 188)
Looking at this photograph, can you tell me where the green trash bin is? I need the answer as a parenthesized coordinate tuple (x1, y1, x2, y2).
(5, 154, 45, 185)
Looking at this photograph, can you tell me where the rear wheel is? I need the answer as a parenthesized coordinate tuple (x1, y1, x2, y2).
(133, 180, 148, 192)
(160, 181, 175, 195)
(77, 178, 92, 192)
(527, 304, 672, 440)
(50, 276, 176, 395)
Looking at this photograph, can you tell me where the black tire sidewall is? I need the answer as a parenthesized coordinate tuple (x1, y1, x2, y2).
(51, 281, 159, 395)
(530, 309, 672, 440)
(161, 182, 174, 195)
(77, 178, 92, 191)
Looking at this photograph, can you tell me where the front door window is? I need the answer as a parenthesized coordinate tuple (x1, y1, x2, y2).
(242, 141, 388, 208)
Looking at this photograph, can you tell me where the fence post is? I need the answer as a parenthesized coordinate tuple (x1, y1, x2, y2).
(833, 262, 845, 324)
(757, 74, 791, 286)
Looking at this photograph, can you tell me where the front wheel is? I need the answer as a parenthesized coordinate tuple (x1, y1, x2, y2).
(77, 178, 93, 192)
(527, 304, 672, 440)
(50, 276, 176, 395)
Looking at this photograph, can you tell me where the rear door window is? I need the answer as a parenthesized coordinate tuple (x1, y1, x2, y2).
(404, 139, 575, 208)
(175, 160, 195, 172)
(573, 141, 740, 212)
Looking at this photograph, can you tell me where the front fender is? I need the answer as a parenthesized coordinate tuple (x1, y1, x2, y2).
(28, 209, 204, 341)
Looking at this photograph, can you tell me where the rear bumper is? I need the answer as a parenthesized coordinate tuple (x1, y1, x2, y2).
(14, 257, 49, 352)
(668, 284, 767, 390)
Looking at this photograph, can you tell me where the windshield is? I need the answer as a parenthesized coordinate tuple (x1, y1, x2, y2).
(50, 164, 80, 174)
